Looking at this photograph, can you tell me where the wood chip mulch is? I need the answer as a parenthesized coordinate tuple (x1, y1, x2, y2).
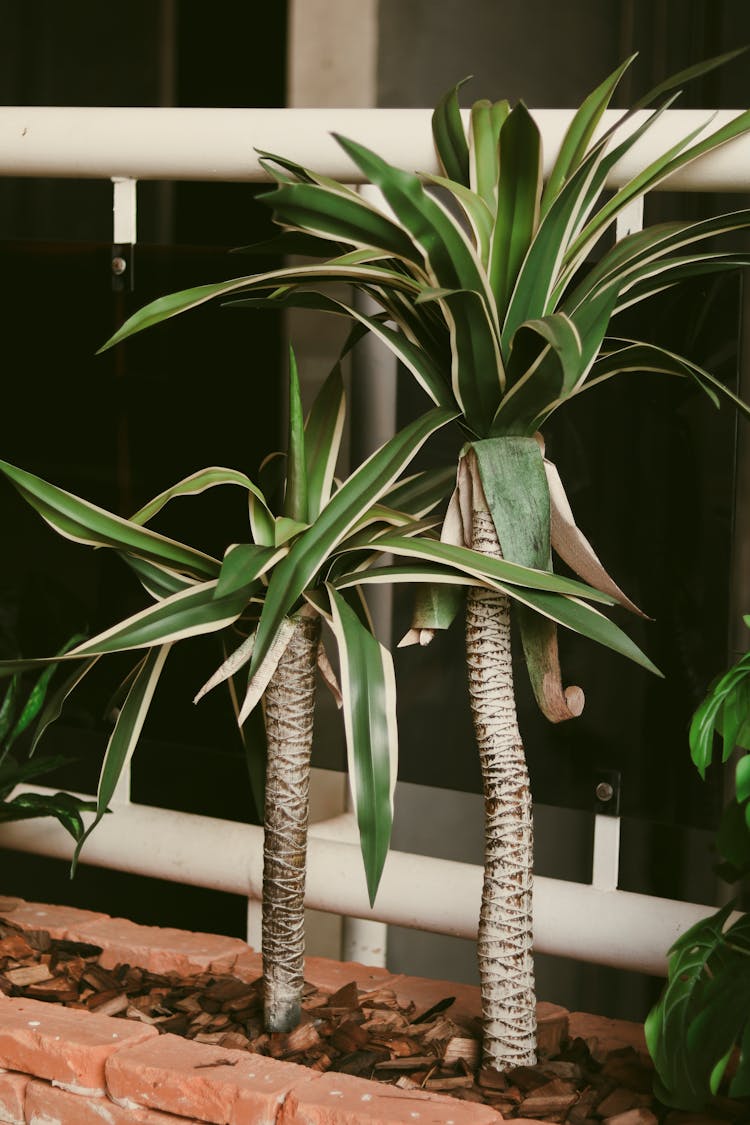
(0, 917, 746, 1122)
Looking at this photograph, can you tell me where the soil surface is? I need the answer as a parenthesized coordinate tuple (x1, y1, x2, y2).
(0, 916, 745, 1122)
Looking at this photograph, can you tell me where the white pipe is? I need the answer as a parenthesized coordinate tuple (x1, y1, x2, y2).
(1, 107, 749, 190)
(0, 798, 731, 976)
(591, 815, 621, 893)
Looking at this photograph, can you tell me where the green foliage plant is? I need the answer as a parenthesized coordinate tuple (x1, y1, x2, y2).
(646, 618, 750, 1109)
(100, 50, 750, 1068)
(0, 636, 96, 842)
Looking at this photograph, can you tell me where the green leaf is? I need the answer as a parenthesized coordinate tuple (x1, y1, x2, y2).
(304, 364, 345, 519)
(263, 181, 422, 263)
(72, 645, 171, 872)
(736, 755, 750, 803)
(489, 103, 542, 320)
(382, 466, 455, 517)
(568, 108, 750, 268)
(409, 582, 465, 633)
(541, 55, 635, 215)
(30, 657, 100, 756)
(492, 315, 582, 434)
(325, 585, 396, 905)
(283, 347, 309, 523)
(333, 133, 504, 429)
(0, 674, 21, 747)
(471, 438, 550, 568)
(365, 533, 607, 600)
(246, 408, 456, 693)
(99, 262, 420, 352)
(633, 46, 749, 112)
(367, 535, 660, 675)
(422, 171, 494, 262)
(229, 288, 454, 410)
(646, 906, 736, 1109)
(0, 791, 98, 843)
(469, 98, 509, 210)
(7, 634, 86, 752)
(432, 80, 471, 185)
(215, 544, 285, 599)
(0, 459, 220, 581)
(129, 466, 271, 530)
(63, 579, 253, 658)
(121, 556, 196, 600)
(274, 517, 308, 546)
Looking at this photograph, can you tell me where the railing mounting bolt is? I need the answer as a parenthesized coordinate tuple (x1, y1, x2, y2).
(596, 781, 614, 803)
(111, 256, 127, 276)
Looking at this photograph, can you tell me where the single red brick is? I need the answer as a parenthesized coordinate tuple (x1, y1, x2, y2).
(279, 1071, 504, 1124)
(0, 995, 157, 1095)
(0, 1069, 29, 1125)
(231, 949, 263, 984)
(0, 901, 107, 940)
(67, 916, 248, 976)
(568, 1011, 648, 1060)
(26, 1079, 206, 1124)
(303, 956, 402, 996)
(388, 975, 480, 1024)
(105, 1031, 319, 1125)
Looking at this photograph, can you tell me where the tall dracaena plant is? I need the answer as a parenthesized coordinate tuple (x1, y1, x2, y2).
(100, 51, 750, 1068)
(0, 355, 648, 1035)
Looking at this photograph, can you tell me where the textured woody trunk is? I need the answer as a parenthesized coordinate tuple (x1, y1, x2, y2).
(466, 507, 536, 1070)
(262, 612, 320, 1033)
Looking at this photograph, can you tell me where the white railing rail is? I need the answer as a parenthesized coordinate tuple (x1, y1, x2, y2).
(0, 106, 749, 188)
(0, 104, 748, 977)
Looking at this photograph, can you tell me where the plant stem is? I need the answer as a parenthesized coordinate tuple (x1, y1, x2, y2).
(262, 611, 320, 1033)
(466, 506, 536, 1070)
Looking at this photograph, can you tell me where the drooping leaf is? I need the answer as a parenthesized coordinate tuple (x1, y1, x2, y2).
(0, 460, 220, 581)
(0, 791, 98, 842)
(129, 466, 271, 530)
(325, 585, 396, 905)
(72, 645, 171, 872)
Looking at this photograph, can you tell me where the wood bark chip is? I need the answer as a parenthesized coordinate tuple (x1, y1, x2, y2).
(2, 916, 749, 1120)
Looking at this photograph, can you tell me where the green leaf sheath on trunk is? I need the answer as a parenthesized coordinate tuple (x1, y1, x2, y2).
(262, 611, 321, 1034)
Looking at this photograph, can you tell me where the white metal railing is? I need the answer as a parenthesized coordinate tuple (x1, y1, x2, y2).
(1, 105, 748, 977)
(1, 106, 749, 188)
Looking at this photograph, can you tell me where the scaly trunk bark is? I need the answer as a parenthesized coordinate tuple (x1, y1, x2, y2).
(262, 612, 320, 1033)
(466, 507, 536, 1070)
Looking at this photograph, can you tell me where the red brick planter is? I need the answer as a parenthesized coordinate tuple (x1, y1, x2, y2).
(0, 895, 649, 1125)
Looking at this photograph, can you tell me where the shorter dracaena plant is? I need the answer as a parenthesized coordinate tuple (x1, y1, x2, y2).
(646, 617, 750, 1109)
(0, 634, 97, 842)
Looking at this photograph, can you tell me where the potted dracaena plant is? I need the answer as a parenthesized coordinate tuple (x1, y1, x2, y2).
(0, 351, 639, 1034)
(97, 50, 750, 1069)
(646, 617, 750, 1110)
